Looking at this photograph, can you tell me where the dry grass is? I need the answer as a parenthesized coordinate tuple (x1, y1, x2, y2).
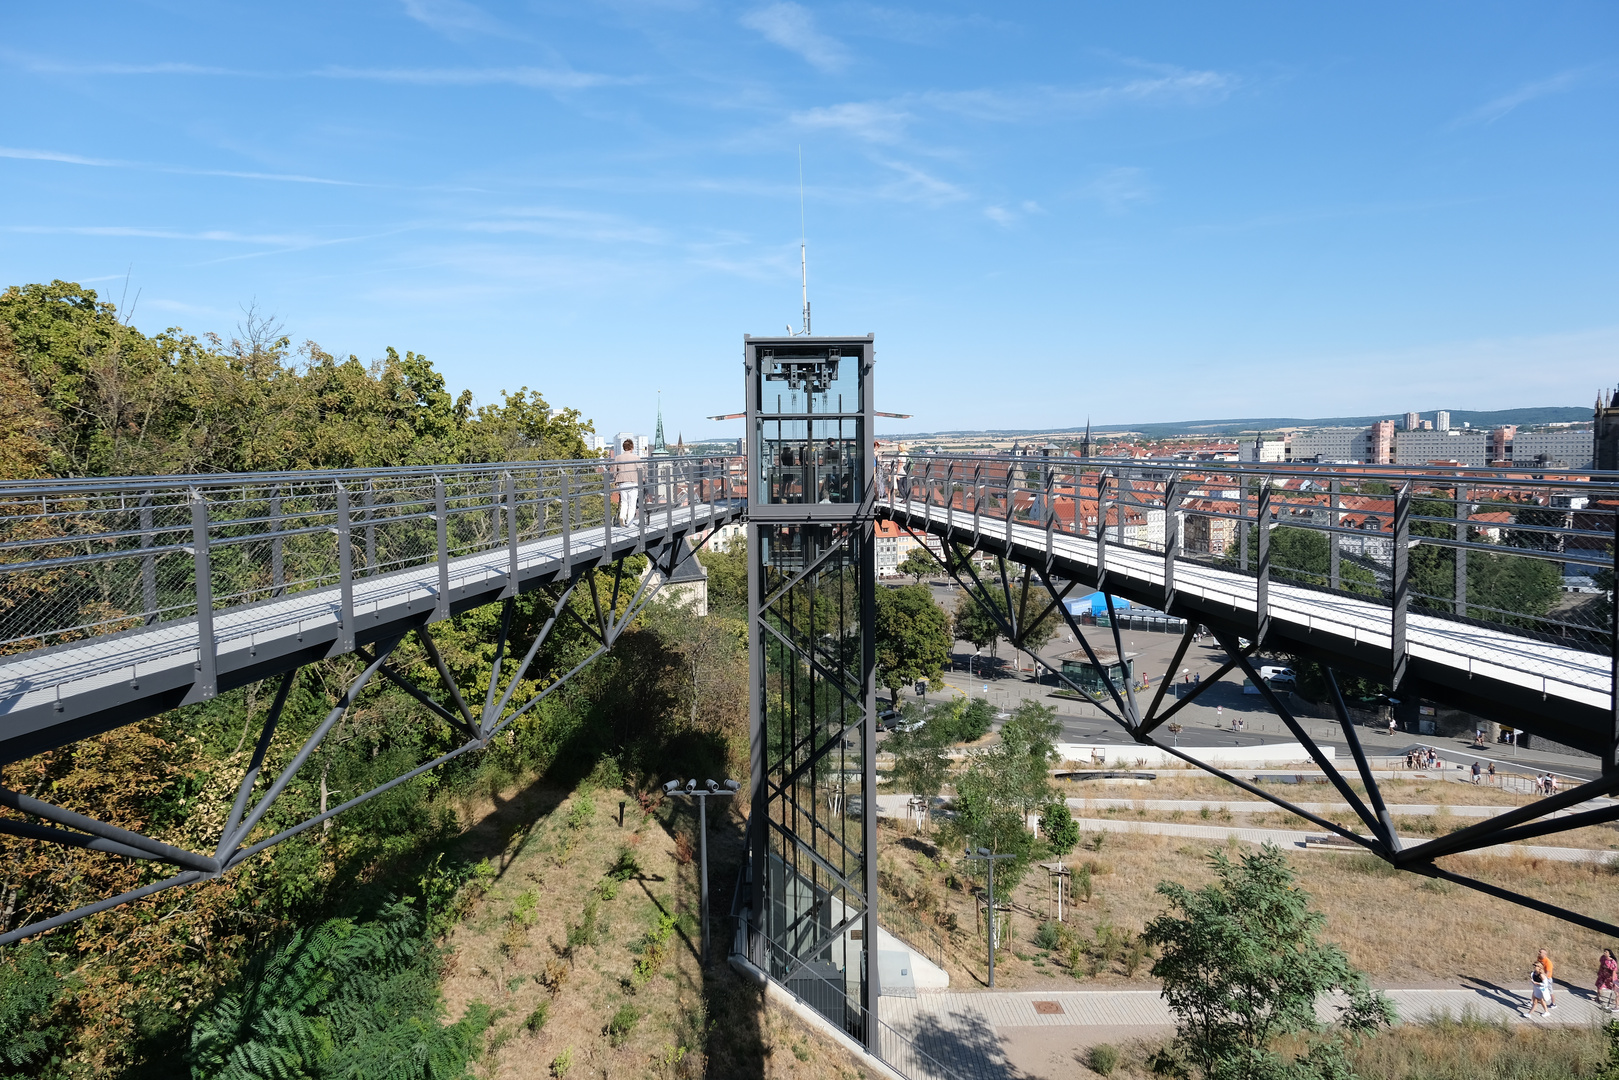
(879, 817, 1619, 991)
(439, 783, 871, 1079)
(1054, 1019, 1614, 1080)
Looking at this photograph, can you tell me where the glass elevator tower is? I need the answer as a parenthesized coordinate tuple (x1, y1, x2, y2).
(742, 334, 880, 1045)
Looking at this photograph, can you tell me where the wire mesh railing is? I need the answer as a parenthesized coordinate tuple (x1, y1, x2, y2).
(880, 452, 1619, 661)
(0, 455, 745, 668)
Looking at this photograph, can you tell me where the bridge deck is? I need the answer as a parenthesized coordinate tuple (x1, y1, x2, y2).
(0, 501, 741, 762)
(883, 500, 1609, 746)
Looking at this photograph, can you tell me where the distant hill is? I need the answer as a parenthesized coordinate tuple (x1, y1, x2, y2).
(900, 407, 1592, 441)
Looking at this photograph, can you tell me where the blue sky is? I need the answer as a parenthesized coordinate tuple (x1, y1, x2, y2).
(2, 2, 1614, 440)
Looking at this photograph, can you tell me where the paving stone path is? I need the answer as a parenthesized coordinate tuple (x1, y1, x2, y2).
(879, 983, 1614, 1080)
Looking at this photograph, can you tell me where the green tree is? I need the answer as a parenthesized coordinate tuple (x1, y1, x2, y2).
(897, 547, 936, 584)
(947, 700, 1061, 892)
(888, 721, 949, 832)
(1039, 802, 1080, 869)
(0, 942, 71, 1080)
(875, 584, 952, 705)
(187, 901, 490, 1080)
(1144, 845, 1394, 1080)
(951, 560, 1058, 669)
(697, 540, 748, 619)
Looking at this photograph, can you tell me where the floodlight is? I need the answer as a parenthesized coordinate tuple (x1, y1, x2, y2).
(977, 846, 992, 857)
(723, 779, 741, 792)
(662, 780, 682, 795)
(705, 779, 720, 793)
(684, 779, 697, 793)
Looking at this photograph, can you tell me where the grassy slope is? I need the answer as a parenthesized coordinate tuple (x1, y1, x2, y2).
(439, 783, 873, 1080)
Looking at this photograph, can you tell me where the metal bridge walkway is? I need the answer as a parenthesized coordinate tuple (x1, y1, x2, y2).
(0, 497, 742, 763)
(881, 493, 1609, 751)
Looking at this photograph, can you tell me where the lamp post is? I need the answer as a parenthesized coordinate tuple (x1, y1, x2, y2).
(964, 844, 1016, 988)
(662, 777, 740, 965)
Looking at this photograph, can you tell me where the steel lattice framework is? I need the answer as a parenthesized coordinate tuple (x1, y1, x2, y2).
(878, 449, 1619, 938)
(0, 455, 743, 944)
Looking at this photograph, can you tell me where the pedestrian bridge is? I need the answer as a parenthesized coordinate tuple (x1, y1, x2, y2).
(0, 457, 744, 764)
(876, 452, 1616, 757)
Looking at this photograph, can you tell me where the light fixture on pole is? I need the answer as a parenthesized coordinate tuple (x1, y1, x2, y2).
(662, 777, 739, 965)
(963, 844, 1016, 988)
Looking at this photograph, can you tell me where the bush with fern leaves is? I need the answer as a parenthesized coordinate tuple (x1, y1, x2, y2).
(187, 900, 490, 1080)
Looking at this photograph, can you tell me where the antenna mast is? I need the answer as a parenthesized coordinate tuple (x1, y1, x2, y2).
(798, 147, 811, 336)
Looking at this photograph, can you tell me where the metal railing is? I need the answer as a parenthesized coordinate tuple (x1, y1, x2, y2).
(879, 452, 1619, 661)
(0, 455, 745, 670)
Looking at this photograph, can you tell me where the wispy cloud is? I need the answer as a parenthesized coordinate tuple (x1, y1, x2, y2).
(1453, 68, 1591, 126)
(791, 101, 910, 143)
(317, 65, 625, 90)
(874, 159, 967, 206)
(400, 0, 505, 38)
(741, 3, 850, 72)
(0, 145, 364, 186)
(925, 70, 1232, 123)
(1079, 166, 1153, 214)
(7, 51, 626, 93)
(982, 200, 1043, 227)
(464, 207, 667, 245)
(18, 59, 246, 76)
(5, 225, 311, 245)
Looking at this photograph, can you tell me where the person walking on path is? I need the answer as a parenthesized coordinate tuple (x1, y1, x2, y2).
(1526, 961, 1551, 1017)
(1538, 949, 1557, 1009)
(612, 436, 641, 527)
(1596, 949, 1617, 1013)
(1471, 761, 1481, 784)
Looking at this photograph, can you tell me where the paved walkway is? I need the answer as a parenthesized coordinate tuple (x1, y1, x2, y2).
(1068, 815, 1613, 864)
(880, 983, 1614, 1080)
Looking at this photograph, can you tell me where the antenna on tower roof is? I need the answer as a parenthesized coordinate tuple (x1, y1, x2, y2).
(796, 147, 811, 336)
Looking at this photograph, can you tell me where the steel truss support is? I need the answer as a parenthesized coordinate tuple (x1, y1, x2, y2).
(0, 543, 698, 946)
(928, 537, 1619, 941)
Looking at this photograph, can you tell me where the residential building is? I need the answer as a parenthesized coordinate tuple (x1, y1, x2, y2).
(875, 519, 903, 577)
(1288, 428, 1364, 463)
(1403, 411, 1420, 432)
(1489, 425, 1517, 464)
(1512, 431, 1595, 469)
(1367, 421, 1396, 464)
(1435, 410, 1451, 432)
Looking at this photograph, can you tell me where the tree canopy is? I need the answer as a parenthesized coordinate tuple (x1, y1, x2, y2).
(1145, 845, 1394, 1079)
(0, 281, 595, 479)
(874, 584, 953, 703)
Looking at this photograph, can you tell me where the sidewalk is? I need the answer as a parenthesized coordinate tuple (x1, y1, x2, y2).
(881, 983, 1612, 1080)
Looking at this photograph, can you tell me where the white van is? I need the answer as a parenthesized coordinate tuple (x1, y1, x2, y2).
(1258, 665, 1295, 683)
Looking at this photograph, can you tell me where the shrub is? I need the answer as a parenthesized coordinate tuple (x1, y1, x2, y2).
(1035, 921, 1063, 951)
(1088, 1043, 1120, 1075)
(524, 1002, 549, 1033)
(607, 1003, 641, 1047)
(631, 912, 678, 989)
(1076, 863, 1094, 903)
(567, 797, 597, 831)
(550, 1046, 574, 1077)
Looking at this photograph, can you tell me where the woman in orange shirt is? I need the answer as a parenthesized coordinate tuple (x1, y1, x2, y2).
(1537, 949, 1557, 1008)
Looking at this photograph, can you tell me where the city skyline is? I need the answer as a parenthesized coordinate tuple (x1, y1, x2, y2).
(1, 3, 1614, 438)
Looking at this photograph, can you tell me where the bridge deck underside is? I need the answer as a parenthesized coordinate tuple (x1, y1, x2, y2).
(883, 502, 1610, 753)
(0, 501, 742, 763)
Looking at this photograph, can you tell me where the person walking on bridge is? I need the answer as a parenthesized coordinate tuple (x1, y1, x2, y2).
(613, 435, 641, 527)
(1526, 961, 1551, 1017)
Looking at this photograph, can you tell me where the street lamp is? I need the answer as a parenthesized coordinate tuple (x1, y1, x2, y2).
(963, 844, 1016, 988)
(662, 777, 740, 965)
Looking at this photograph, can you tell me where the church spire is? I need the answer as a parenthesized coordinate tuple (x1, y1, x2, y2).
(1081, 418, 1092, 459)
(652, 391, 668, 455)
